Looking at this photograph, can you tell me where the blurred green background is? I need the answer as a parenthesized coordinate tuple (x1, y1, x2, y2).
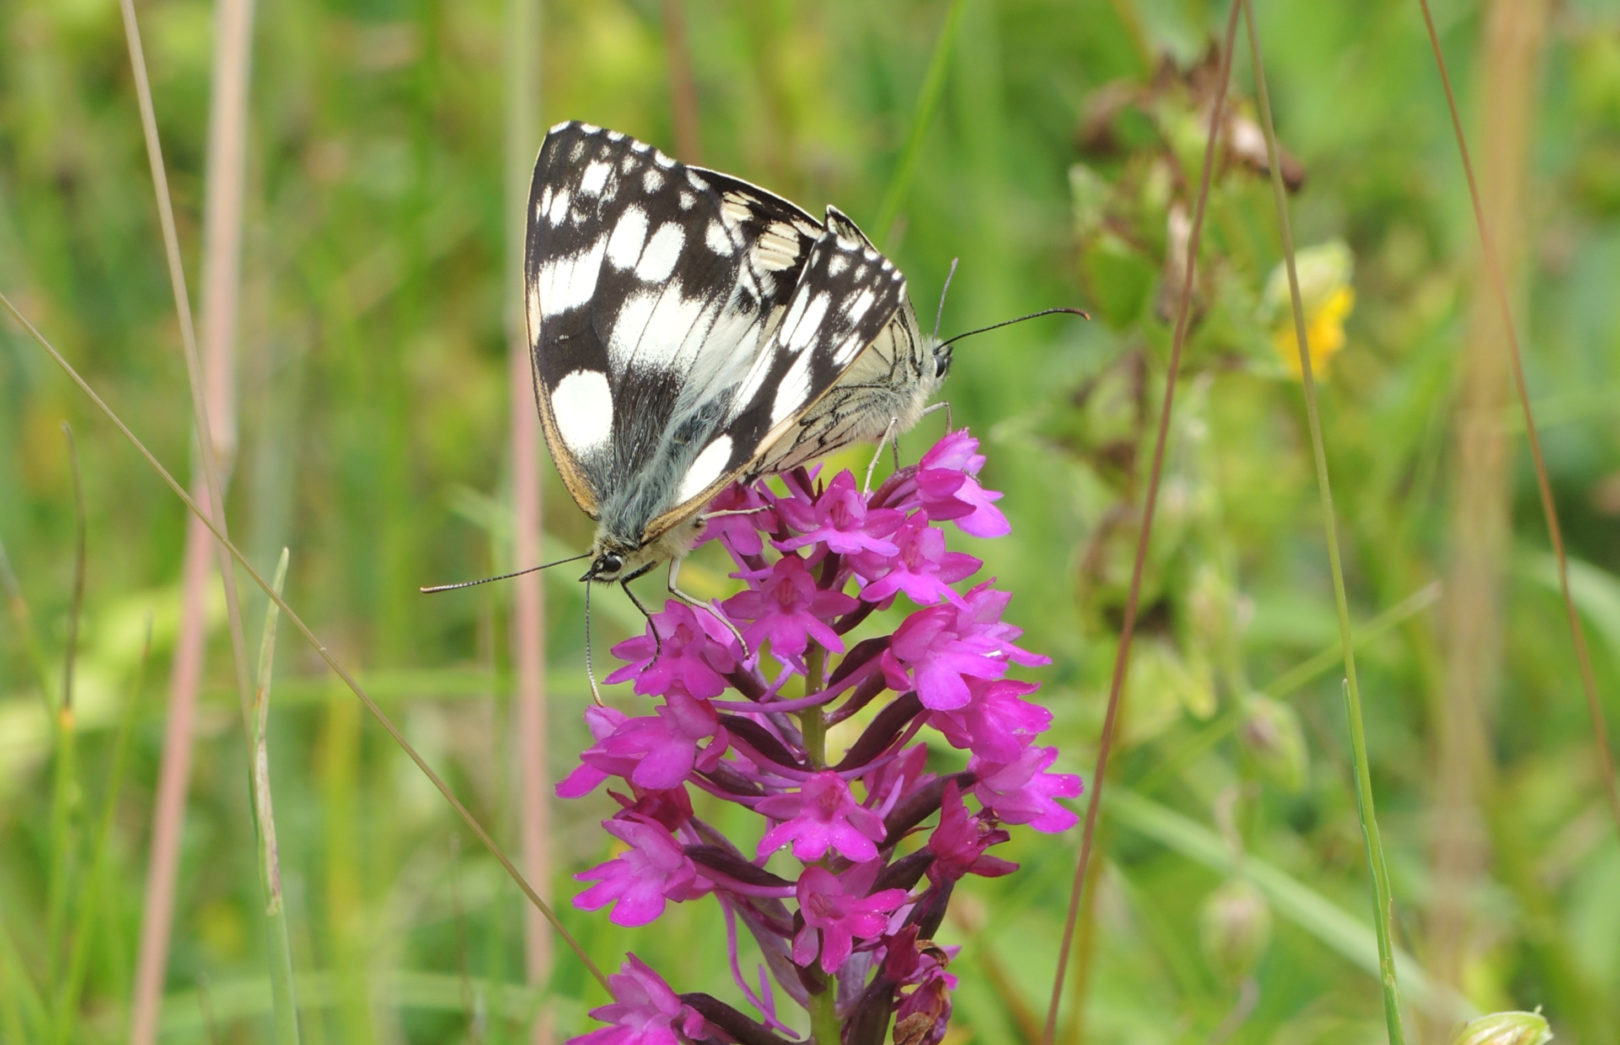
(3, 0, 1619, 1042)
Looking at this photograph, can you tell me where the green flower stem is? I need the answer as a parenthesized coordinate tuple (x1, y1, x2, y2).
(803, 644, 829, 768)
(808, 981, 842, 1045)
(1241, 2, 1406, 1040)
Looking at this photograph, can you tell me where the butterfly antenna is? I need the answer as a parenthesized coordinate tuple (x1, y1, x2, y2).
(939, 307, 1090, 351)
(583, 580, 604, 706)
(419, 551, 591, 594)
(932, 258, 961, 343)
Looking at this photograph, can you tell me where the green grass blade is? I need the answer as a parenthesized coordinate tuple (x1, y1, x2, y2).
(251, 548, 301, 1045)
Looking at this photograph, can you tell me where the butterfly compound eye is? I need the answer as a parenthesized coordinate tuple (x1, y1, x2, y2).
(580, 551, 625, 582)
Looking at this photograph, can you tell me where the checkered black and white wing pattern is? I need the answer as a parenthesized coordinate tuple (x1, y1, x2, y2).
(686, 165, 828, 320)
(525, 122, 814, 539)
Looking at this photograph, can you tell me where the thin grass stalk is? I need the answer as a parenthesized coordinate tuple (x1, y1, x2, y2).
(0, 540, 58, 717)
(44, 424, 86, 995)
(59, 424, 85, 716)
(198, 0, 255, 467)
(0, 920, 45, 1039)
(873, 0, 966, 244)
(112, 0, 252, 718)
(1414, 0, 1620, 839)
(56, 619, 154, 1044)
(1238, 2, 1406, 1040)
(1043, 5, 1244, 1043)
(115, 0, 258, 1038)
(505, 0, 556, 1038)
(252, 550, 301, 1045)
(1428, 3, 1548, 1032)
(0, 292, 609, 992)
(130, 522, 208, 1045)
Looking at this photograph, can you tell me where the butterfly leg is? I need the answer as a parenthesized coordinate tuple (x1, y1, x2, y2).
(666, 557, 751, 659)
(863, 417, 903, 494)
(618, 566, 666, 667)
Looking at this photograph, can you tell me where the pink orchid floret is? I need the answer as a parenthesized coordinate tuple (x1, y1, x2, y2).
(929, 678, 1051, 760)
(607, 602, 740, 699)
(915, 431, 1010, 537)
(562, 692, 727, 797)
(723, 553, 856, 670)
(699, 483, 777, 558)
(854, 513, 981, 607)
(755, 770, 888, 863)
(575, 954, 709, 1045)
(970, 745, 1083, 833)
(775, 470, 905, 556)
(555, 704, 632, 799)
(880, 603, 1010, 710)
(925, 782, 1017, 884)
(575, 814, 710, 926)
(792, 865, 910, 975)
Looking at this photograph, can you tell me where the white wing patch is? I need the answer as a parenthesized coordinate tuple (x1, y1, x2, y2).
(636, 223, 686, 282)
(606, 289, 661, 368)
(551, 369, 614, 454)
(578, 160, 612, 198)
(834, 328, 869, 365)
(607, 285, 711, 371)
(606, 205, 650, 270)
(770, 348, 816, 425)
(677, 436, 733, 503)
(785, 293, 831, 352)
(705, 220, 734, 255)
(539, 234, 608, 314)
(546, 187, 572, 226)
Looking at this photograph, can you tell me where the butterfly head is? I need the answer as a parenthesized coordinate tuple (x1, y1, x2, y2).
(579, 516, 706, 584)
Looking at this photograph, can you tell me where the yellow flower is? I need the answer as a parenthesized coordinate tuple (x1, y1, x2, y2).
(1261, 240, 1355, 379)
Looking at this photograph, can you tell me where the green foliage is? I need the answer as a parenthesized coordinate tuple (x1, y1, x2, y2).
(3, 0, 1619, 1042)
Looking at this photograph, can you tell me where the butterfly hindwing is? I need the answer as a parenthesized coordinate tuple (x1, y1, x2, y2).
(642, 212, 909, 535)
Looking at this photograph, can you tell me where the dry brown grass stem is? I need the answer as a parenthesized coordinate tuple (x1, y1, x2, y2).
(121, 0, 257, 1040)
(1425, 1, 1549, 1037)
(1417, 0, 1620, 841)
(1044, 5, 1244, 1042)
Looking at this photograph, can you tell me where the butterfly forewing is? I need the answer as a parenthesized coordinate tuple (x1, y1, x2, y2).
(527, 123, 783, 525)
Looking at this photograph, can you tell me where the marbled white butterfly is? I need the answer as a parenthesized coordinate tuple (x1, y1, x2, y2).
(526, 121, 950, 602)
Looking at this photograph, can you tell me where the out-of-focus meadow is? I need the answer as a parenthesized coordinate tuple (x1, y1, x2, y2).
(2, 0, 1618, 1041)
